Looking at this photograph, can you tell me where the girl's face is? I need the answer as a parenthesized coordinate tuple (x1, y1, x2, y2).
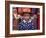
(23, 14, 30, 21)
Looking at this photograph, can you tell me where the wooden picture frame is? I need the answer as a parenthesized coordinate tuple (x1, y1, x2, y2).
(5, 1, 45, 37)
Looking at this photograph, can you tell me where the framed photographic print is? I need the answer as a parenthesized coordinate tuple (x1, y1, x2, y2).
(5, 1, 45, 37)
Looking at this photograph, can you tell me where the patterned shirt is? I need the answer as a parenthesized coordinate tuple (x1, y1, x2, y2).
(18, 19, 37, 30)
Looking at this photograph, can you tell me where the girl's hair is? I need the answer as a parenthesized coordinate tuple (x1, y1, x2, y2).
(22, 12, 31, 16)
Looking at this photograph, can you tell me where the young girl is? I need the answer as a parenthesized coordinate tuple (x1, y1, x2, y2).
(18, 13, 37, 30)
